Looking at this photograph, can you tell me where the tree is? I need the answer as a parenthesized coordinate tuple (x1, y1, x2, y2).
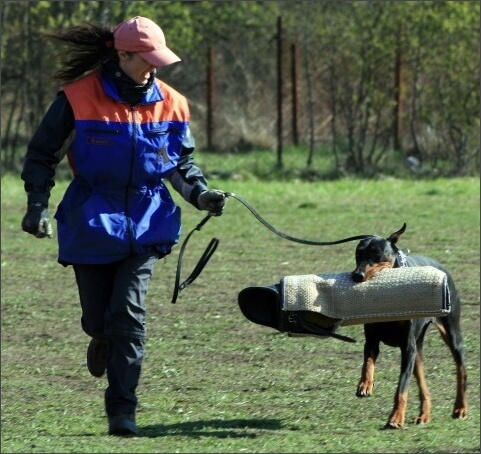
(1, 0, 479, 176)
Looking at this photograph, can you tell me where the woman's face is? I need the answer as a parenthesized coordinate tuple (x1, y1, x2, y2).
(118, 51, 156, 85)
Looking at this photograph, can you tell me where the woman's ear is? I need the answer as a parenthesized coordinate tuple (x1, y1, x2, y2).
(117, 50, 130, 62)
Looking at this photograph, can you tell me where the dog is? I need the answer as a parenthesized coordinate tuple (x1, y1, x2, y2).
(351, 223, 468, 429)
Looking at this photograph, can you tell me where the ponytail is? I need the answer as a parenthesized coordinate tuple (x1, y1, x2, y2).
(46, 22, 116, 85)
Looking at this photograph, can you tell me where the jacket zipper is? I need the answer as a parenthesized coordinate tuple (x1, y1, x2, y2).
(125, 105, 137, 254)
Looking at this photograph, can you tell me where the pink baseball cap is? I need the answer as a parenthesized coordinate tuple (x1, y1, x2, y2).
(113, 16, 181, 67)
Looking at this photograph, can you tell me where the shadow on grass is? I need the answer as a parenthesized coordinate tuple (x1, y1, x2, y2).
(137, 418, 283, 438)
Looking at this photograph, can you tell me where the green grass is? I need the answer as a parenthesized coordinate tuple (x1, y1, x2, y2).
(1, 171, 479, 453)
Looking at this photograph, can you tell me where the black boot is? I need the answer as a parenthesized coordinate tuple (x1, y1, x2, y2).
(108, 413, 139, 436)
(86, 338, 108, 378)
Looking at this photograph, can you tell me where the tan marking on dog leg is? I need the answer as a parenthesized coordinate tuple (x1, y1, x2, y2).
(357, 357, 375, 397)
(434, 321, 468, 419)
(434, 321, 449, 343)
(414, 352, 432, 424)
(386, 391, 408, 429)
(453, 364, 468, 419)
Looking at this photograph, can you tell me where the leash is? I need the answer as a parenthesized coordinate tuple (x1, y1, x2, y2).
(171, 192, 374, 304)
(224, 192, 373, 246)
(171, 213, 219, 304)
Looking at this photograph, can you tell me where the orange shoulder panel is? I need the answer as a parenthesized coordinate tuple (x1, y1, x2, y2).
(63, 72, 190, 124)
(154, 80, 191, 122)
(63, 73, 131, 122)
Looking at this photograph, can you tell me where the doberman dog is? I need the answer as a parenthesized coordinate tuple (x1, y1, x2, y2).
(351, 223, 468, 429)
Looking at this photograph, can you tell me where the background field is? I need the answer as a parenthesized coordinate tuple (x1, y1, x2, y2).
(1, 169, 479, 453)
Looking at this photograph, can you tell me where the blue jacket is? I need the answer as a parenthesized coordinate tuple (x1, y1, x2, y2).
(22, 70, 209, 264)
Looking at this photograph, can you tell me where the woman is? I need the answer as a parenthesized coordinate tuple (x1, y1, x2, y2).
(21, 16, 226, 436)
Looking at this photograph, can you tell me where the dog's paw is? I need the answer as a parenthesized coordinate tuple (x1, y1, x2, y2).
(383, 421, 405, 430)
(452, 407, 468, 419)
(415, 413, 431, 424)
(356, 382, 373, 397)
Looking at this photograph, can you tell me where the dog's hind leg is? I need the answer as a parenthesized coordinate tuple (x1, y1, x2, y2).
(434, 314, 468, 419)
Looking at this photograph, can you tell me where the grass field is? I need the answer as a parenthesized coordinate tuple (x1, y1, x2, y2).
(1, 170, 479, 453)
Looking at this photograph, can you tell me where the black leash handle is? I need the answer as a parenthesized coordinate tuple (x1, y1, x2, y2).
(224, 192, 373, 245)
(171, 214, 219, 304)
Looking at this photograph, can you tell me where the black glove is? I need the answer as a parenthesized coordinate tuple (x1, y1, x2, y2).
(22, 203, 53, 238)
(197, 190, 227, 216)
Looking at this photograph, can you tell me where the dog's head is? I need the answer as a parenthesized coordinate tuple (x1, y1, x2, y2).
(351, 223, 406, 283)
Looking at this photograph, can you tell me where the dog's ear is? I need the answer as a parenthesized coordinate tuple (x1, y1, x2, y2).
(387, 223, 406, 245)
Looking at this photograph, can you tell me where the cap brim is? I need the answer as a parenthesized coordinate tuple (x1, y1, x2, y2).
(139, 47, 181, 68)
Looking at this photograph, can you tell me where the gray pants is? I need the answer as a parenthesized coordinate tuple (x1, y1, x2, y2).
(73, 251, 159, 417)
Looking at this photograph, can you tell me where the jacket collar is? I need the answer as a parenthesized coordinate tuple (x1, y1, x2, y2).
(100, 57, 162, 105)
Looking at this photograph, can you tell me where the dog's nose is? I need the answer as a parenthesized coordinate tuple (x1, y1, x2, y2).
(351, 270, 365, 282)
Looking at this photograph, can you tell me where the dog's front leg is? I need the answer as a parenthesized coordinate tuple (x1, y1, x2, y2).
(385, 342, 417, 429)
(356, 339, 379, 397)
(413, 350, 432, 424)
